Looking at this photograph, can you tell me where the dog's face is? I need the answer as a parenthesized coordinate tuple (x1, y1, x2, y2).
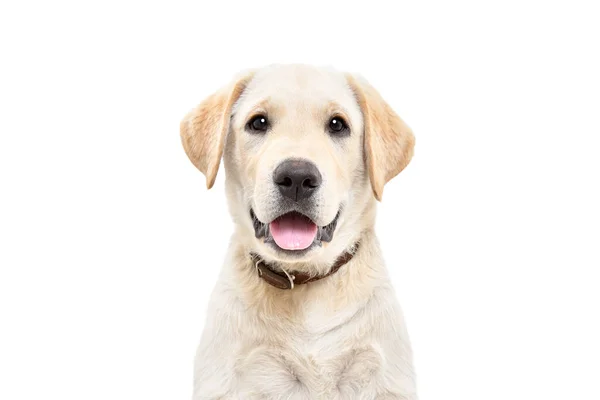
(227, 67, 367, 262)
(181, 65, 414, 267)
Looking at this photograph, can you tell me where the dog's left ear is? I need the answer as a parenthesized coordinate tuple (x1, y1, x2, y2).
(347, 74, 415, 201)
(180, 72, 254, 189)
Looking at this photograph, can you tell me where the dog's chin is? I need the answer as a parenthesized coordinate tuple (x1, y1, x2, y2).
(250, 208, 340, 261)
(254, 239, 322, 262)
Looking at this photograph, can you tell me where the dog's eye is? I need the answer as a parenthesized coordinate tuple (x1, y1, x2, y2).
(247, 115, 269, 132)
(328, 117, 349, 135)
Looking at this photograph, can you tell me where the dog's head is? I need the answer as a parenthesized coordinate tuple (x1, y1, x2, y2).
(181, 65, 414, 267)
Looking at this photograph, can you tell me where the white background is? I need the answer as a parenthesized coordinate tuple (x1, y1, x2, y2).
(1, 1, 599, 399)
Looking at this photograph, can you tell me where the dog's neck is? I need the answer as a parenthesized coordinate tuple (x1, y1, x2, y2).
(250, 242, 360, 290)
(223, 229, 387, 326)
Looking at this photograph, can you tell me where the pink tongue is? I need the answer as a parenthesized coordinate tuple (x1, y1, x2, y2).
(269, 213, 318, 250)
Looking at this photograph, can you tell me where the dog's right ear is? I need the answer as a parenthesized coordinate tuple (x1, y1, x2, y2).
(180, 72, 254, 189)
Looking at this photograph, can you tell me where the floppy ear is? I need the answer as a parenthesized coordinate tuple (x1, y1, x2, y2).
(180, 72, 254, 189)
(347, 75, 415, 201)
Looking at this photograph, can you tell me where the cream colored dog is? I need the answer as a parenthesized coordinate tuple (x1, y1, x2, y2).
(181, 64, 416, 399)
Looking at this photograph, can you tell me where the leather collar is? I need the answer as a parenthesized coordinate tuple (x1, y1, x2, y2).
(250, 243, 359, 290)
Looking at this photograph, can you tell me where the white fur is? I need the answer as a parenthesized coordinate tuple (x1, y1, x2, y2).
(184, 65, 417, 399)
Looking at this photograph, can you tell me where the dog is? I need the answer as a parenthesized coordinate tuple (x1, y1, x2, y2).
(180, 64, 417, 399)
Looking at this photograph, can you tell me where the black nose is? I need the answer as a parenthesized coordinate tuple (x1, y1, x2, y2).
(273, 159, 322, 201)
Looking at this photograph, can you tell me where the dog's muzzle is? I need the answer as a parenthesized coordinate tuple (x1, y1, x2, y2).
(251, 209, 340, 251)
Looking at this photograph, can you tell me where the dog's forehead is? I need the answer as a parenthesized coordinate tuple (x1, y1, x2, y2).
(236, 65, 361, 118)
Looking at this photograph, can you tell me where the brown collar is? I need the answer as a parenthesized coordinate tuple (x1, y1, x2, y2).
(250, 243, 359, 290)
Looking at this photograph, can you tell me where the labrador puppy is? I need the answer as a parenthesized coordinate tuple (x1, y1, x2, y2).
(181, 64, 416, 399)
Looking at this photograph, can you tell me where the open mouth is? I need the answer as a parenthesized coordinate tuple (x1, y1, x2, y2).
(250, 209, 340, 251)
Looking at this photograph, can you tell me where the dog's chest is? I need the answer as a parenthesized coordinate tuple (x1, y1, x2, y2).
(236, 308, 384, 398)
